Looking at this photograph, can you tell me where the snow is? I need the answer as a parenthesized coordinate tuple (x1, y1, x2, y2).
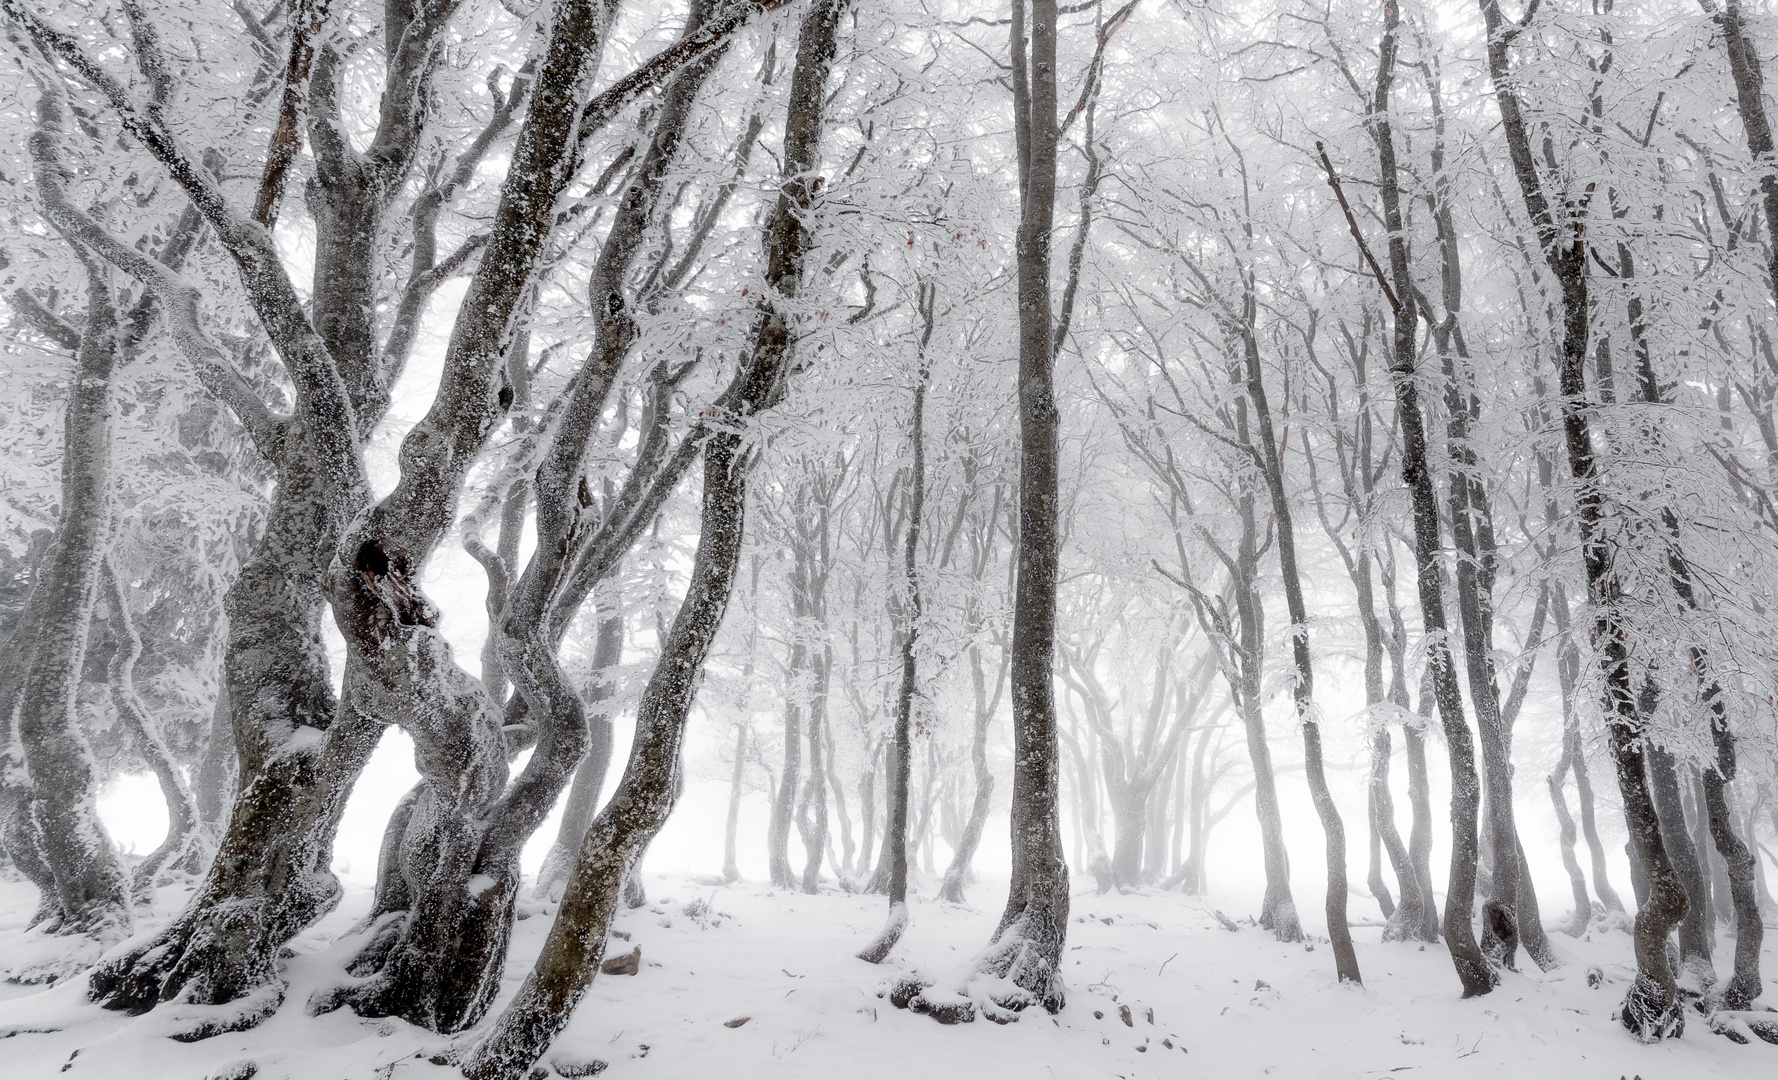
(1, 873, 1773, 1079)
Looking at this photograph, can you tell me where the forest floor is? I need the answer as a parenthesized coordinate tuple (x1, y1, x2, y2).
(0, 873, 1774, 1079)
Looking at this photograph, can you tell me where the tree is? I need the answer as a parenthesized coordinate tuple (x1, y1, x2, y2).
(461, 3, 851, 1073)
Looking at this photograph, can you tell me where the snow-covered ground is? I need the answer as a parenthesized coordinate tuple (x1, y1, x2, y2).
(1, 874, 1774, 1080)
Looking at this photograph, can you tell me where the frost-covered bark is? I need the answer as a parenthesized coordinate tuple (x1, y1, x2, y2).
(929, 0, 1071, 1016)
(464, 390, 752, 1078)
(1421, 126, 1528, 971)
(19, 0, 780, 1028)
(1379, 560, 1441, 943)
(533, 612, 624, 902)
(1623, 277, 1766, 1005)
(1304, 312, 1421, 942)
(771, 633, 814, 886)
(862, 301, 931, 960)
(72, 0, 471, 1010)
(311, 0, 785, 1033)
(1320, 2, 1489, 994)
(767, 634, 805, 889)
(1647, 741, 1715, 985)
(1330, 459, 1407, 924)
(796, 642, 832, 893)
(101, 558, 204, 891)
(461, 9, 849, 1072)
(1478, 0, 1688, 1036)
(1237, 285, 1360, 986)
(1702, 0, 1778, 317)
(1, 244, 131, 941)
(1547, 564, 1624, 917)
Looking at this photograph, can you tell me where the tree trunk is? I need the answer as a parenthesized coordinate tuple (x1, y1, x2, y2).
(857, 738, 879, 879)
(462, 6, 849, 1072)
(798, 651, 830, 894)
(1547, 736, 1593, 936)
(768, 642, 805, 890)
(919, 0, 1069, 1017)
(102, 557, 204, 892)
(1625, 258, 1764, 1001)
(4, 252, 132, 941)
(1110, 784, 1147, 892)
(465, 398, 760, 1078)
(1685, 775, 1719, 926)
(1382, 554, 1440, 943)
(823, 718, 855, 879)
(1435, 322, 1523, 971)
(310, 0, 795, 1035)
(1648, 741, 1715, 985)
(1240, 293, 1360, 985)
(940, 644, 996, 903)
(534, 612, 625, 901)
(1702, 766, 1762, 1007)
(191, 685, 236, 837)
(1340, 2, 1488, 992)
(1479, 0, 1689, 1034)
(1549, 582, 1624, 912)
(722, 725, 746, 883)
(1707, 0, 1778, 318)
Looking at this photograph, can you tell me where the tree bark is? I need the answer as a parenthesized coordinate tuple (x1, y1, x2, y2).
(722, 725, 746, 883)
(317, 0, 769, 1033)
(1381, 550, 1440, 943)
(947, 0, 1069, 1015)
(1547, 729, 1593, 936)
(533, 612, 625, 901)
(1334, 1, 1488, 992)
(768, 637, 805, 890)
(861, 292, 932, 959)
(3, 247, 132, 940)
(798, 648, 831, 894)
(102, 557, 205, 891)
(1477, 0, 1688, 1034)
(1647, 740, 1715, 985)
(1548, 581, 1624, 912)
(461, 6, 848, 1072)
(1238, 292, 1360, 985)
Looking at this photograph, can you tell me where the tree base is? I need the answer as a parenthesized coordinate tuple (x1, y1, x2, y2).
(1620, 973, 1685, 1042)
(1263, 898, 1304, 944)
(90, 896, 302, 1015)
(857, 901, 908, 964)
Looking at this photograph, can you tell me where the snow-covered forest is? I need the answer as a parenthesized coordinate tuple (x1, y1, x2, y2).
(2, 0, 1778, 1076)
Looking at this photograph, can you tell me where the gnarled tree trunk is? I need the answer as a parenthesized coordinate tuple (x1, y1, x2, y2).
(461, 7, 849, 1072)
(2, 246, 132, 943)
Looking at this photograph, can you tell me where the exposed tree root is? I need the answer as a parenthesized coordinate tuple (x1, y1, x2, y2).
(1708, 1009, 1778, 1045)
(158, 985, 284, 1042)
